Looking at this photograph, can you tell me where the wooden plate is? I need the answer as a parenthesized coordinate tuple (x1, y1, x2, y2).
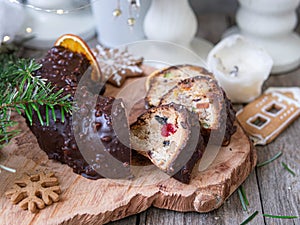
(0, 67, 256, 225)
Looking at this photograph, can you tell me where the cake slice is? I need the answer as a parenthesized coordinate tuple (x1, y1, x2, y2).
(130, 103, 204, 184)
(145, 65, 213, 107)
(160, 76, 236, 145)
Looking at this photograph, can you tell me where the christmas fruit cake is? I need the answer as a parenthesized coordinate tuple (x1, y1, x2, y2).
(160, 76, 236, 145)
(130, 103, 205, 184)
(145, 65, 213, 107)
(28, 35, 131, 180)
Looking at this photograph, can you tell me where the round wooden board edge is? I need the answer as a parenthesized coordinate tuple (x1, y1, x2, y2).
(61, 123, 257, 225)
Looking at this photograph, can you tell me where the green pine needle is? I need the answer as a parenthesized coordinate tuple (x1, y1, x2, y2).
(51, 106, 56, 122)
(240, 211, 259, 225)
(240, 186, 249, 206)
(238, 187, 248, 211)
(257, 151, 283, 168)
(238, 185, 249, 211)
(61, 107, 65, 123)
(45, 105, 50, 126)
(0, 54, 73, 148)
(263, 214, 298, 219)
(281, 162, 296, 176)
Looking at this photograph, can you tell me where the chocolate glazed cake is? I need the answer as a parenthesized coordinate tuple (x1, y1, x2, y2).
(28, 46, 131, 180)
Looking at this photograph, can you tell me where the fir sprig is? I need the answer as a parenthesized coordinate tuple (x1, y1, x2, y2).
(0, 47, 73, 173)
(0, 58, 72, 132)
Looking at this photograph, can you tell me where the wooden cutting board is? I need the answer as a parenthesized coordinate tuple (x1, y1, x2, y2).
(0, 68, 257, 225)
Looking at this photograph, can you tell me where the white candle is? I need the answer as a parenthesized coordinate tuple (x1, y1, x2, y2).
(207, 35, 273, 103)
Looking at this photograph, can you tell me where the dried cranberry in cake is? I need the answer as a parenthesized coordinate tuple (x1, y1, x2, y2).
(153, 115, 178, 137)
(161, 123, 177, 137)
(160, 76, 236, 145)
(130, 103, 205, 184)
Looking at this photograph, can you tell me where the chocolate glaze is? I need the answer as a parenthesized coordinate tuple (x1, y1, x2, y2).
(172, 146, 204, 184)
(73, 93, 131, 179)
(166, 103, 205, 184)
(35, 46, 105, 96)
(223, 91, 237, 146)
(200, 91, 237, 146)
(35, 46, 89, 96)
(28, 46, 130, 179)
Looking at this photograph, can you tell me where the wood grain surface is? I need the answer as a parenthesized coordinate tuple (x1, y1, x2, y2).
(0, 69, 256, 225)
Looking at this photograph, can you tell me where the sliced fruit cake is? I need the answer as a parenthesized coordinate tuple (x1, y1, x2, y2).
(145, 65, 213, 107)
(160, 76, 236, 145)
(130, 103, 204, 184)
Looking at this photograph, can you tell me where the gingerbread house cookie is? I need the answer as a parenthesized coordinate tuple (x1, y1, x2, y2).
(237, 87, 300, 145)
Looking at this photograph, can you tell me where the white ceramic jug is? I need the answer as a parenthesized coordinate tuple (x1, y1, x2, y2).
(236, 0, 300, 73)
(143, 0, 197, 47)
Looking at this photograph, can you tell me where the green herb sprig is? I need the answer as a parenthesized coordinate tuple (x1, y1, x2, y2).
(263, 214, 298, 219)
(240, 211, 259, 225)
(238, 186, 249, 211)
(0, 58, 72, 129)
(239, 211, 298, 225)
(256, 151, 282, 168)
(281, 162, 296, 176)
(0, 44, 73, 173)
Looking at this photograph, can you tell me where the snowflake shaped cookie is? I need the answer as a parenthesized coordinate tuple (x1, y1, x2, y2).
(5, 171, 61, 213)
(93, 45, 144, 87)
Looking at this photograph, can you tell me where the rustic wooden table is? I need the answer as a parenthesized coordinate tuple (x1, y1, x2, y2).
(21, 12, 299, 225)
(104, 13, 300, 225)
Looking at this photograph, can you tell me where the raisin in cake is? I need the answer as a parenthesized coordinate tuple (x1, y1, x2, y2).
(160, 76, 236, 145)
(130, 103, 204, 184)
(28, 45, 131, 179)
(145, 65, 213, 107)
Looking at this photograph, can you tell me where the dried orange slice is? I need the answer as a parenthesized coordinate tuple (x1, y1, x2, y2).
(54, 34, 102, 82)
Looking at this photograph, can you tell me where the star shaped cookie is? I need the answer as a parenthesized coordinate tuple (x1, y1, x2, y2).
(93, 45, 144, 87)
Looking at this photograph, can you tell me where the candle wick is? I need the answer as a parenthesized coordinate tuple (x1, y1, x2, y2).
(229, 66, 239, 77)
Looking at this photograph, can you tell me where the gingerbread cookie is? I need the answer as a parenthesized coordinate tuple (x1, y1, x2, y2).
(5, 171, 61, 213)
(93, 45, 144, 87)
(237, 87, 300, 145)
